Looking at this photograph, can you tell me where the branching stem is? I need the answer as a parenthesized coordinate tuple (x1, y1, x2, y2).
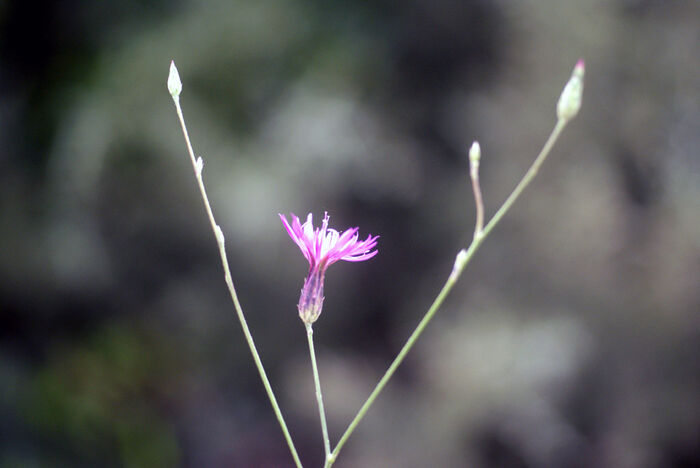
(328, 117, 569, 465)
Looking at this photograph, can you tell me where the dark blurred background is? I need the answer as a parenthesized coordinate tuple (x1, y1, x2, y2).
(1, 0, 699, 467)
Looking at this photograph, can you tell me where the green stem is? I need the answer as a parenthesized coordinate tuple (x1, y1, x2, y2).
(470, 165, 485, 238)
(306, 323, 332, 464)
(328, 118, 569, 465)
(172, 96, 303, 468)
(481, 119, 567, 239)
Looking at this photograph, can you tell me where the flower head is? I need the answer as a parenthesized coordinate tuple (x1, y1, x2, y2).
(280, 212, 378, 323)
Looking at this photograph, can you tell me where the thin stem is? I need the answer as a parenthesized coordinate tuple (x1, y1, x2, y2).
(171, 95, 303, 468)
(306, 323, 332, 464)
(470, 164, 484, 238)
(480, 119, 567, 239)
(329, 118, 570, 464)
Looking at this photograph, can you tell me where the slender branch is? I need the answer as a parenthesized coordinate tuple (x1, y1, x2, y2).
(471, 175, 484, 238)
(328, 117, 570, 464)
(171, 94, 303, 468)
(306, 323, 332, 464)
(469, 142, 484, 238)
(481, 119, 566, 239)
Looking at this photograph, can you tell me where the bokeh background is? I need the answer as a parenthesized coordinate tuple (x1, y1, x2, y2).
(1, 0, 699, 467)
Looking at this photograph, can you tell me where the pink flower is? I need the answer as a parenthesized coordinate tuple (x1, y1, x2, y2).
(280, 212, 379, 323)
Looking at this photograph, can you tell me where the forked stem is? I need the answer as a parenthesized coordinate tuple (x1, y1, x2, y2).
(328, 117, 570, 465)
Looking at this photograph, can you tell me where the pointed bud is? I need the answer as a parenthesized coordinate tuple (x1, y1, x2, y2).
(557, 59, 585, 122)
(469, 141, 481, 166)
(168, 60, 182, 98)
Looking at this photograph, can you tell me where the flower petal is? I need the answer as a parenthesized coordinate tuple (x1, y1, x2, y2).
(280, 212, 378, 269)
(280, 213, 312, 263)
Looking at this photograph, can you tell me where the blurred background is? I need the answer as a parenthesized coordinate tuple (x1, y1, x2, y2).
(1, 0, 699, 466)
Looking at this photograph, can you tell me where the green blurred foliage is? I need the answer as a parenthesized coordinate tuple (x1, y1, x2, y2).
(23, 328, 178, 467)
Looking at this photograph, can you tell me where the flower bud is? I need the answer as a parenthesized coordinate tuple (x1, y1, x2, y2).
(168, 60, 182, 98)
(557, 59, 585, 122)
(469, 141, 481, 166)
(469, 141, 481, 180)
